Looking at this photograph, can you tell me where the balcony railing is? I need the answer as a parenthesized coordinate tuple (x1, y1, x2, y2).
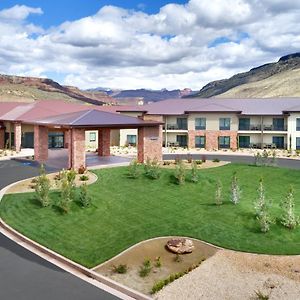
(163, 124, 188, 130)
(244, 143, 287, 149)
(238, 124, 287, 131)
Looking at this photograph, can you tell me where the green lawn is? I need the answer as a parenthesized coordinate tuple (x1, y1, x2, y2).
(1, 164, 300, 268)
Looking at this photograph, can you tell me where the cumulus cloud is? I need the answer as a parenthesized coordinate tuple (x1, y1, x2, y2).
(0, 1, 299, 90)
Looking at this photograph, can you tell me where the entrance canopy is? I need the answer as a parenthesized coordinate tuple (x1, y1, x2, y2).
(31, 109, 161, 129)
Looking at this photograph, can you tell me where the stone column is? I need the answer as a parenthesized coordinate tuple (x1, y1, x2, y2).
(0, 128, 5, 149)
(14, 122, 22, 152)
(98, 128, 111, 156)
(138, 125, 162, 163)
(34, 125, 48, 162)
(68, 128, 86, 170)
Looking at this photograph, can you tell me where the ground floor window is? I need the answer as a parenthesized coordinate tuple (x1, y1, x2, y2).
(239, 136, 250, 148)
(176, 135, 188, 147)
(48, 132, 64, 149)
(195, 136, 205, 148)
(89, 132, 96, 142)
(296, 138, 300, 150)
(219, 136, 230, 149)
(272, 136, 285, 149)
(126, 134, 137, 146)
(4, 132, 14, 147)
(21, 132, 34, 148)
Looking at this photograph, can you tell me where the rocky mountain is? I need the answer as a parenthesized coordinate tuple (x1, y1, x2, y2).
(0, 74, 115, 105)
(190, 53, 300, 98)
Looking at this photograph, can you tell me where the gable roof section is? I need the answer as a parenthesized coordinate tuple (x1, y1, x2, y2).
(33, 109, 162, 128)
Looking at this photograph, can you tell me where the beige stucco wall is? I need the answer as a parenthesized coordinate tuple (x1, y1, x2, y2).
(287, 113, 300, 150)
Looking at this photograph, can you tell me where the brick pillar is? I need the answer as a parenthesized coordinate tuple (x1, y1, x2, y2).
(68, 128, 86, 170)
(138, 125, 163, 163)
(64, 130, 70, 148)
(14, 122, 22, 152)
(34, 125, 48, 162)
(188, 130, 196, 149)
(205, 131, 219, 150)
(98, 128, 111, 156)
(0, 128, 5, 149)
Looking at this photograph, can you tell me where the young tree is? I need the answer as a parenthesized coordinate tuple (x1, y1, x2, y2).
(175, 159, 186, 185)
(254, 178, 272, 233)
(190, 160, 198, 183)
(230, 171, 241, 205)
(215, 180, 223, 205)
(34, 164, 51, 207)
(144, 157, 161, 179)
(78, 183, 91, 207)
(128, 159, 140, 179)
(280, 186, 299, 229)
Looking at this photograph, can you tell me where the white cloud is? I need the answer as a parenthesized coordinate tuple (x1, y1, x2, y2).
(0, 1, 299, 90)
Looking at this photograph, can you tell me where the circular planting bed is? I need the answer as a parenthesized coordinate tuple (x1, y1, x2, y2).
(93, 237, 218, 295)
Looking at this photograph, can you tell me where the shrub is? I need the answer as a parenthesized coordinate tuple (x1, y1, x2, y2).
(230, 171, 241, 205)
(154, 256, 162, 268)
(213, 158, 220, 163)
(139, 259, 152, 277)
(34, 164, 51, 207)
(57, 169, 76, 213)
(112, 264, 128, 274)
(174, 160, 186, 185)
(78, 165, 86, 174)
(195, 160, 202, 165)
(254, 178, 266, 216)
(78, 183, 91, 207)
(255, 290, 270, 300)
(80, 175, 89, 181)
(215, 180, 223, 205)
(280, 186, 299, 229)
(190, 160, 198, 183)
(128, 159, 140, 179)
(144, 157, 161, 179)
(187, 154, 192, 163)
(173, 254, 182, 263)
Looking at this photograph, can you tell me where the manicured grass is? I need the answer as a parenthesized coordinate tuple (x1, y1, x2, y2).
(1, 164, 300, 268)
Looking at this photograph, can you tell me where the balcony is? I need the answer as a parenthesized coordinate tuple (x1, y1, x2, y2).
(163, 124, 188, 130)
(245, 143, 287, 149)
(238, 124, 261, 131)
(263, 125, 287, 131)
(238, 124, 287, 131)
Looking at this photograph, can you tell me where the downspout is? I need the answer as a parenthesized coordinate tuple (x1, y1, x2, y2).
(261, 116, 264, 149)
(164, 116, 168, 149)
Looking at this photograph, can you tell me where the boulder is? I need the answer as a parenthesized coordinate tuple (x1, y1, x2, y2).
(166, 238, 195, 254)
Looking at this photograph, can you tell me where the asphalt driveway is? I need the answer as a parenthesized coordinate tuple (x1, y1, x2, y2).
(0, 159, 120, 300)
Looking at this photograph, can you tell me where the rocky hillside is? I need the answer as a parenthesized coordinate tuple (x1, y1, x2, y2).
(0, 74, 115, 105)
(190, 53, 300, 98)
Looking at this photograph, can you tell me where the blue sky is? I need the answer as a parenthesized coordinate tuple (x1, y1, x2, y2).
(0, 0, 188, 27)
(0, 1, 298, 89)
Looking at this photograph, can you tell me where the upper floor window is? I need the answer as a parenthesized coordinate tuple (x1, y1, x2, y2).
(176, 118, 188, 130)
(195, 118, 206, 130)
(296, 118, 300, 131)
(272, 118, 284, 131)
(219, 118, 231, 130)
(239, 118, 250, 130)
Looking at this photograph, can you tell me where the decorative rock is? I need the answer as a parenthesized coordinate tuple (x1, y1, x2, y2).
(166, 238, 195, 254)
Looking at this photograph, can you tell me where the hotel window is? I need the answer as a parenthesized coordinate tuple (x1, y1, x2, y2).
(296, 138, 300, 150)
(219, 136, 230, 149)
(219, 118, 231, 130)
(176, 118, 188, 130)
(195, 118, 206, 130)
(127, 135, 137, 146)
(89, 132, 96, 142)
(195, 136, 205, 148)
(296, 119, 300, 131)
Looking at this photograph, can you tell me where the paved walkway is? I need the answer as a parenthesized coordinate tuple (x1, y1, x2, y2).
(0, 160, 120, 300)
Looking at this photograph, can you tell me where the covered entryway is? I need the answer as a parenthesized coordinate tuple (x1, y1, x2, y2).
(31, 109, 163, 170)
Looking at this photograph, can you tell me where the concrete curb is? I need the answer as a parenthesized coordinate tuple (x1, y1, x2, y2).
(0, 176, 151, 300)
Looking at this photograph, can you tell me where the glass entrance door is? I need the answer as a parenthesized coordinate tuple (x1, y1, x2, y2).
(48, 132, 64, 148)
(239, 136, 250, 148)
(272, 136, 284, 149)
(176, 135, 187, 147)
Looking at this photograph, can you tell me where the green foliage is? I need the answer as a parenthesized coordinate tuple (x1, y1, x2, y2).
(280, 186, 299, 229)
(57, 169, 76, 213)
(195, 160, 202, 165)
(128, 159, 140, 179)
(190, 160, 198, 183)
(231, 171, 241, 205)
(255, 290, 269, 300)
(144, 157, 161, 179)
(213, 158, 220, 163)
(215, 179, 223, 205)
(34, 164, 51, 207)
(78, 183, 91, 207)
(154, 256, 162, 268)
(79, 175, 89, 181)
(175, 160, 186, 185)
(112, 264, 128, 274)
(173, 254, 182, 262)
(139, 259, 152, 277)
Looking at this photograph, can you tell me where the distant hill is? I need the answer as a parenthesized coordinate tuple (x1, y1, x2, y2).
(0, 74, 115, 105)
(190, 53, 300, 98)
(88, 88, 197, 103)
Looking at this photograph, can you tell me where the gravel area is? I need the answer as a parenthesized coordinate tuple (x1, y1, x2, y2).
(155, 250, 300, 300)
